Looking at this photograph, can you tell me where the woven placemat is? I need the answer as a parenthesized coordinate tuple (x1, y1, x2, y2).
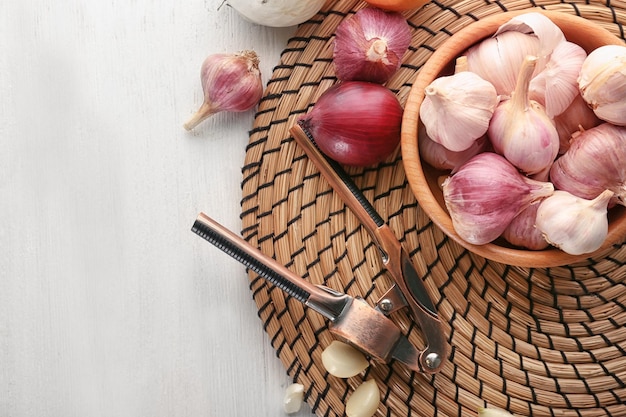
(240, 0, 626, 415)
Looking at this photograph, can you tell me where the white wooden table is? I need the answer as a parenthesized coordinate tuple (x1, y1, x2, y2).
(0, 1, 314, 415)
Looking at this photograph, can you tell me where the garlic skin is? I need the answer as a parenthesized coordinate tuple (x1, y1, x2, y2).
(488, 55, 559, 175)
(529, 40, 587, 118)
(419, 71, 499, 152)
(442, 152, 555, 245)
(345, 379, 380, 417)
(333, 7, 411, 84)
(283, 383, 305, 414)
(578, 44, 626, 126)
(184, 50, 263, 131)
(321, 340, 369, 378)
(466, 30, 540, 96)
(550, 122, 626, 206)
(536, 189, 614, 255)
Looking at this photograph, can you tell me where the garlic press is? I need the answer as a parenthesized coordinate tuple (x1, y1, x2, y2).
(190, 123, 448, 374)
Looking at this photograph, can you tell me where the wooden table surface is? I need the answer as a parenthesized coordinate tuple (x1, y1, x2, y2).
(0, 1, 314, 415)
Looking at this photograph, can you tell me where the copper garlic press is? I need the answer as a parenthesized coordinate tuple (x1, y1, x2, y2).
(191, 124, 449, 374)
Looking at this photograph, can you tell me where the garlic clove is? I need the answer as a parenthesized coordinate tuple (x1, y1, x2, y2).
(442, 152, 554, 245)
(536, 189, 614, 255)
(419, 71, 499, 152)
(578, 44, 626, 126)
(283, 383, 305, 414)
(333, 7, 411, 84)
(345, 379, 380, 417)
(487, 55, 560, 175)
(321, 340, 369, 378)
(184, 50, 263, 131)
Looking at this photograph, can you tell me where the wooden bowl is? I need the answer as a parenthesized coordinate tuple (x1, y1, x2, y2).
(401, 10, 626, 268)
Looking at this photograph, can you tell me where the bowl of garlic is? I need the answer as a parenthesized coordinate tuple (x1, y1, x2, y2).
(401, 10, 626, 268)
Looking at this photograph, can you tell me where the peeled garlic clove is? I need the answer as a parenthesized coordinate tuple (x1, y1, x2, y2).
(549, 123, 626, 205)
(529, 40, 587, 118)
(536, 189, 614, 255)
(419, 71, 498, 152)
(321, 340, 369, 378)
(466, 30, 540, 96)
(578, 44, 626, 126)
(442, 152, 554, 245)
(478, 407, 515, 417)
(488, 55, 559, 175)
(345, 379, 380, 417)
(283, 383, 304, 414)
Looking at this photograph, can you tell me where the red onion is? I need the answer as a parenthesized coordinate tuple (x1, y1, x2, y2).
(298, 81, 403, 166)
(333, 7, 411, 84)
(549, 122, 626, 206)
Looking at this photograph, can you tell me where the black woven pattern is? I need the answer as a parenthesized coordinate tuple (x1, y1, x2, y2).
(240, 0, 626, 415)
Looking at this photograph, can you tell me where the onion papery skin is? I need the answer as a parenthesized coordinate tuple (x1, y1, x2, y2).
(298, 81, 403, 166)
(549, 123, 626, 206)
(333, 7, 411, 84)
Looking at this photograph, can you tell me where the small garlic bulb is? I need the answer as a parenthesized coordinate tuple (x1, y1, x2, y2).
(578, 44, 626, 126)
(488, 55, 559, 175)
(553, 93, 601, 154)
(501, 201, 549, 250)
(442, 152, 554, 245)
(418, 123, 491, 172)
(536, 189, 614, 255)
(419, 70, 498, 152)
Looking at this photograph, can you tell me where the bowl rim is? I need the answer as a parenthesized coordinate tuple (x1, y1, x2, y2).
(401, 9, 626, 268)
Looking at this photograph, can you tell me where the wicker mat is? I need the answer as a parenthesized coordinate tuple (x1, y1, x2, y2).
(239, 0, 626, 415)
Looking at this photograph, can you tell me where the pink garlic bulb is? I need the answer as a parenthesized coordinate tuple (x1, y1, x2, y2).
(184, 50, 263, 130)
(442, 152, 554, 245)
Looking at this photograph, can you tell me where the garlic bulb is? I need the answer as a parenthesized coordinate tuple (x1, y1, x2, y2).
(553, 93, 601, 154)
(529, 40, 587, 117)
(549, 122, 626, 206)
(578, 44, 626, 126)
(536, 189, 614, 255)
(488, 55, 559, 175)
(501, 201, 549, 250)
(466, 30, 540, 96)
(419, 71, 498, 152)
(321, 340, 369, 378)
(345, 379, 380, 417)
(442, 152, 554, 245)
(418, 124, 491, 172)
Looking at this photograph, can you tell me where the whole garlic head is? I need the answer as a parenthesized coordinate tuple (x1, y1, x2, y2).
(419, 71, 499, 152)
(535, 189, 614, 255)
(578, 44, 626, 126)
(226, 0, 326, 27)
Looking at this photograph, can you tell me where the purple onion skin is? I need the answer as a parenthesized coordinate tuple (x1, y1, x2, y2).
(298, 81, 403, 166)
